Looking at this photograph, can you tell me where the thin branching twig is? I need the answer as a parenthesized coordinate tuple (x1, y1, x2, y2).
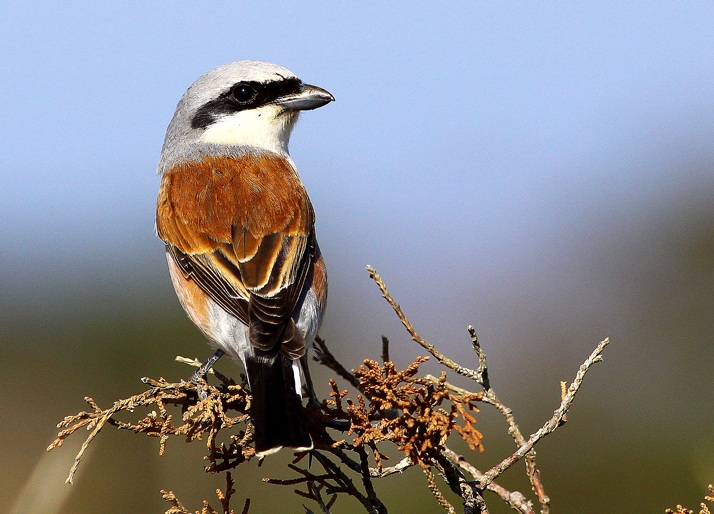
(479, 338, 610, 491)
(48, 265, 612, 514)
(367, 266, 485, 383)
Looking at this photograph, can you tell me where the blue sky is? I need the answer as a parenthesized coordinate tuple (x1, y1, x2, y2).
(3, 3, 714, 347)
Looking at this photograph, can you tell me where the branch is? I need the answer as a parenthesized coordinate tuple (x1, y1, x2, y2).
(381, 336, 390, 364)
(442, 447, 535, 514)
(48, 264, 613, 514)
(478, 338, 610, 490)
(367, 266, 485, 383)
(369, 457, 412, 478)
(314, 336, 361, 390)
(367, 267, 610, 513)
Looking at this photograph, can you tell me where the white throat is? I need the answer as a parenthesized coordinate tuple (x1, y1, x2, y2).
(199, 104, 297, 156)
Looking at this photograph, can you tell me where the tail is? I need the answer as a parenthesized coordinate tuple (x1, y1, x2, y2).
(244, 353, 312, 456)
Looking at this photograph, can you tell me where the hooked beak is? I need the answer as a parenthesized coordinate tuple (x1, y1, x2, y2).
(275, 84, 335, 111)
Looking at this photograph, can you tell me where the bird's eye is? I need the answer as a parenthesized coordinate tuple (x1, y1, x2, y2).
(231, 83, 257, 105)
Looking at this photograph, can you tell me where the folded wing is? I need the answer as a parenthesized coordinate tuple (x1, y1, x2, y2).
(157, 153, 315, 356)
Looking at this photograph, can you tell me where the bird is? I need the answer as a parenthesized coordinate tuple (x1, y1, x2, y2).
(155, 61, 333, 456)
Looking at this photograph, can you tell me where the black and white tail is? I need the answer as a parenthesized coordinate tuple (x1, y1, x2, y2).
(244, 354, 312, 456)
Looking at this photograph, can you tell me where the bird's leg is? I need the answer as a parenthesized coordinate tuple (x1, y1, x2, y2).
(189, 349, 225, 399)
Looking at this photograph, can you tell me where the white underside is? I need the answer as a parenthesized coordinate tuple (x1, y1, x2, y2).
(200, 288, 321, 396)
(201, 289, 321, 358)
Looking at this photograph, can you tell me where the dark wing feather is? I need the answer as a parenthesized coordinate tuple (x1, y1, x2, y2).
(166, 244, 249, 325)
(245, 230, 316, 354)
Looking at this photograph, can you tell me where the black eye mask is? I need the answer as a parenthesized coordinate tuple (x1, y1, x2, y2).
(191, 77, 303, 130)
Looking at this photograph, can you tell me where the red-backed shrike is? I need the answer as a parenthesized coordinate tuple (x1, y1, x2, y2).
(155, 61, 333, 455)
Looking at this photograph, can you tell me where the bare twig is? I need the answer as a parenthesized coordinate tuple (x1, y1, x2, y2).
(466, 326, 490, 390)
(367, 267, 609, 514)
(367, 266, 484, 382)
(51, 263, 613, 514)
(465, 325, 548, 511)
(302, 481, 335, 514)
(381, 336, 390, 364)
(442, 447, 535, 514)
(356, 447, 383, 513)
(313, 451, 388, 514)
(433, 450, 483, 514)
(175, 355, 232, 385)
(479, 338, 610, 490)
(369, 456, 413, 478)
(368, 267, 551, 511)
(314, 337, 361, 390)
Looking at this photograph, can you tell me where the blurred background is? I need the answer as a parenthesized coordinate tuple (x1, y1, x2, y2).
(2, 3, 713, 513)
